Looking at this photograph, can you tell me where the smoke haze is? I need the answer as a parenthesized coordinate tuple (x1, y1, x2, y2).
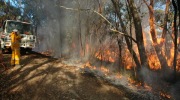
(33, 0, 110, 59)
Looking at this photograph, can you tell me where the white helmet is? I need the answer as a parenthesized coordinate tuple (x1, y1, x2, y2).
(13, 29, 18, 32)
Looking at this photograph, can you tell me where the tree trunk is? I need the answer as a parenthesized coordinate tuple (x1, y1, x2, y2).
(143, 0, 169, 70)
(77, 0, 84, 57)
(148, 0, 157, 44)
(172, 0, 178, 81)
(162, 0, 171, 60)
(143, 0, 157, 43)
(177, 0, 180, 54)
(111, 0, 141, 70)
(126, 0, 136, 76)
(161, 0, 170, 41)
(117, 37, 123, 71)
(127, 0, 149, 68)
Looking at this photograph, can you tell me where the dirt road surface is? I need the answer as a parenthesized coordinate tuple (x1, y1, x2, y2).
(0, 52, 129, 100)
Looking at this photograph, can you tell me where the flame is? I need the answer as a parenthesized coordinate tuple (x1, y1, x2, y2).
(157, 38, 162, 45)
(167, 48, 174, 66)
(128, 77, 152, 92)
(84, 61, 97, 70)
(148, 54, 161, 70)
(95, 50, 117, 63)
(115, 73, 122, 79)
(92, 30, 180, 71)
(128, 77, 136, 84)
(85, 61, 91, 67)
(122, 49, 135, 70)
(100, 66, 110, 75)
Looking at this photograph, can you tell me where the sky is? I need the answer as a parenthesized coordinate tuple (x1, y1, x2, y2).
(5, 0, 24, 15)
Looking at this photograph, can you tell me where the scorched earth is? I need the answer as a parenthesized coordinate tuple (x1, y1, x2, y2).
(0, 52, 129, 100)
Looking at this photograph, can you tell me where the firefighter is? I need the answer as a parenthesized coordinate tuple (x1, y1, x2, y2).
(10, 29, 21, 67)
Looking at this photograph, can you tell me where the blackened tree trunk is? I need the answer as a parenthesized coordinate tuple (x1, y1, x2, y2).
(177, 0, 180, 56)
(172, 0, 178, 81)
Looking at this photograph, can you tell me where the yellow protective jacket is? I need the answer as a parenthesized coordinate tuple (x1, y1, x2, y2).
(10, 32, 21, 49)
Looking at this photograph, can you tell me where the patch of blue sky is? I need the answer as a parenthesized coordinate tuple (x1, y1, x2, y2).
(5, 0, 24, 15)
(154, 2, 166, 10)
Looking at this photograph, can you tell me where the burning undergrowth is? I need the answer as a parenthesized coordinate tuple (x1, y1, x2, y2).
(40, 30, 177, 99)
(30, 0, 179, 99)
(77, 33, 178, 99)
(61, 38, 175, 100)
(80, 61, 172, 100)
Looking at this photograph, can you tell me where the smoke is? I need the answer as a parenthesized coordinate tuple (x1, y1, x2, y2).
(171, 81, 180, 100)
(33, 0, 109, 59)
(140, 67, 161, 88)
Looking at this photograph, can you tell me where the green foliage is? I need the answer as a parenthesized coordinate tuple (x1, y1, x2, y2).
(154, 9, 164, 23)
(0, 0, 21, 25)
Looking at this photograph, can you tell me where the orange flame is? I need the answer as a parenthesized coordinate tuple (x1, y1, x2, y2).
(100, 66, 110, 75)
(95, 50, 117, 63)
(148, 54, 161, 70)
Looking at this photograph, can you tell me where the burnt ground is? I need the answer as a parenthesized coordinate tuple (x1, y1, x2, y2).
(0, 52, 130, 100)
(1, 51, 178, 100)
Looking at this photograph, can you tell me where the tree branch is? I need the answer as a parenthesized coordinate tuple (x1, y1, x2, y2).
(60, 5, 137, 43)
(110, 28, 137, 43)
(142, 0, 149, 6)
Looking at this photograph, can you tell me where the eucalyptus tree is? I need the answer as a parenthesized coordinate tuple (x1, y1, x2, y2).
(143, 0, 175, 71)
(111, 0, 142, 77)
(172, 0, 180, 81)
(0, 0, 21, 24)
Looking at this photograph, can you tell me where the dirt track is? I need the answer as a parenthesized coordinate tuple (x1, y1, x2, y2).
(0, 52, 129, 100)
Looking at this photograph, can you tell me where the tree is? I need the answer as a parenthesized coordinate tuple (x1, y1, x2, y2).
(143, 0, 158, 44)
(111, 0, 141, 70)
(161, 0, 170, 41)
(127, 0, 149, 68)
(172, 0, 179, 81)
(143, 0, 169, 70)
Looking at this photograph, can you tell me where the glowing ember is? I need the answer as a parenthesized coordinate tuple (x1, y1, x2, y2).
(85, 61, 91, 67)
(100, 66, 110, 75)
(144, 83, 152, 91)
(115, 73, 122, 79)
(160, 92, 171, 99)
(128, 77, 153, 90)
(108, 56, 115, 63)
(84, 61, 96, 69)
(128, 77, 136, 84)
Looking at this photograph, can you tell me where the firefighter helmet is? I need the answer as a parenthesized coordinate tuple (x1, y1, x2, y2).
(13, 29, 18, 32)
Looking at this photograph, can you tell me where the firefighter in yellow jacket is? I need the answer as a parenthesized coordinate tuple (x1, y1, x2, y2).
(10, 29, 21, 66)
